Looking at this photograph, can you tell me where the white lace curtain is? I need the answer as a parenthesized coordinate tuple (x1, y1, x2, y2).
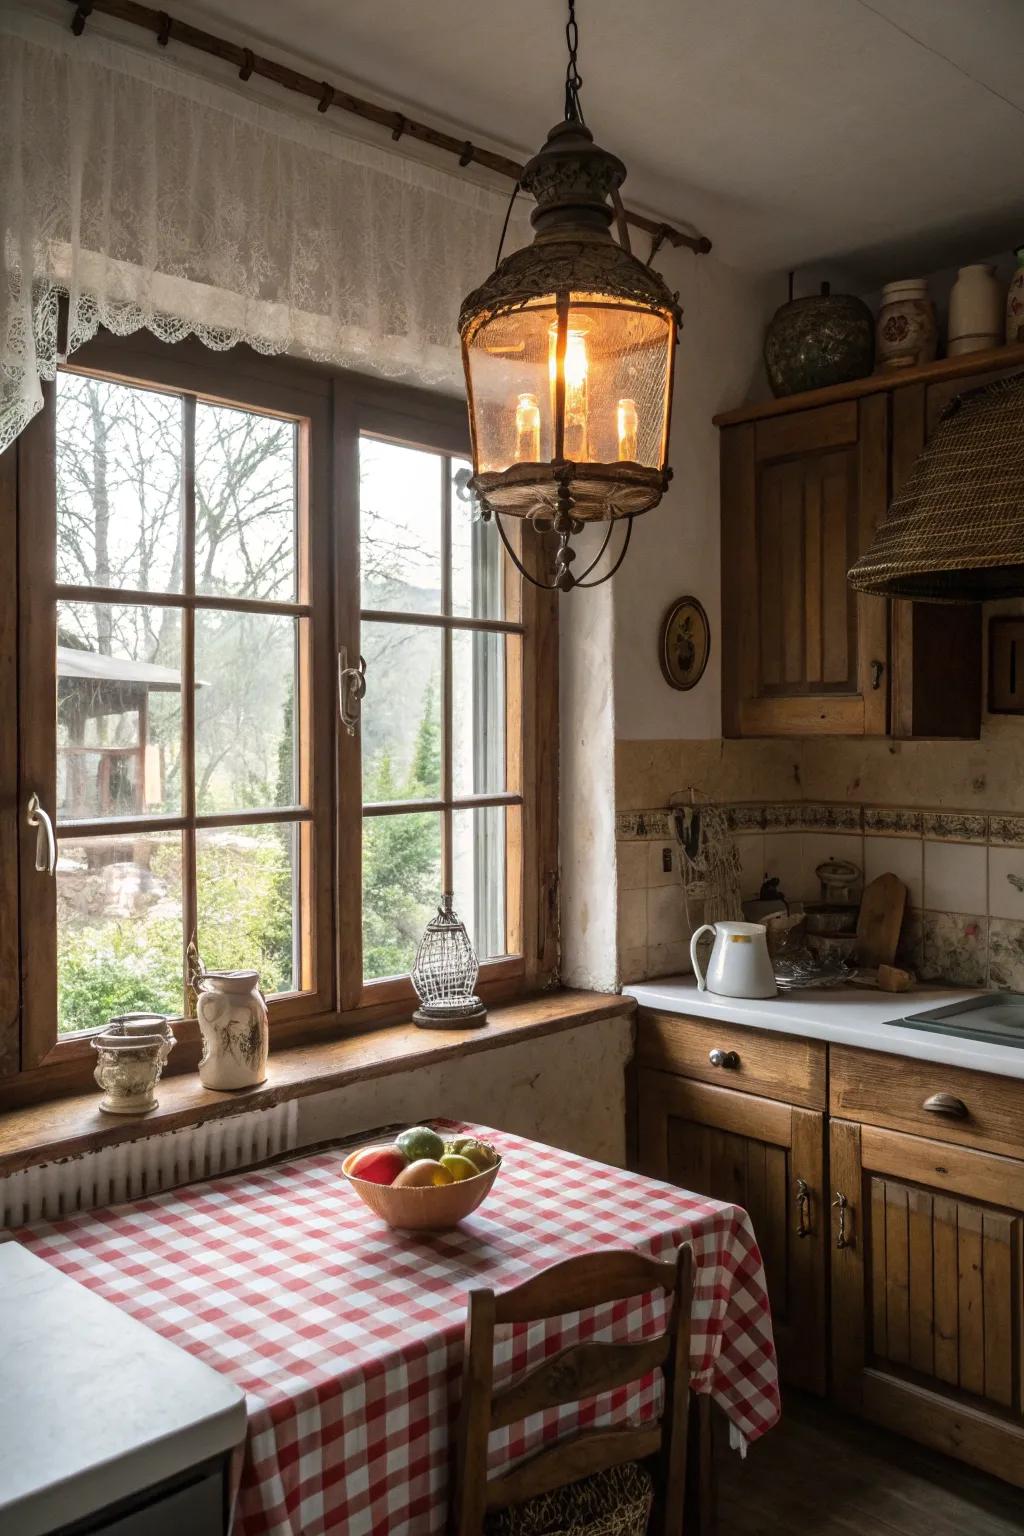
(0, 4, 531, 453)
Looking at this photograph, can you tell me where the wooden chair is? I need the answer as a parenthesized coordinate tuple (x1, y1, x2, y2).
(453, 1244, 695, 1536)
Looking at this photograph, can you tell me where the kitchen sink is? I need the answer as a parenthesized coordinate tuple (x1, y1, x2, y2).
(901, 993, 1024, 1048)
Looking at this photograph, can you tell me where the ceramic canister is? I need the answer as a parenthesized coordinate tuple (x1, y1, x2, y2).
(948, 264, 1002, 356)
(196, 969, 269, 1090)
(876, 278, 938, 370)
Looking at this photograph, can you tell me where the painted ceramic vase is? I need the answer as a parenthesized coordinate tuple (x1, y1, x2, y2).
(764, 284, 874, 397)
(196, 969, 269, 1090)
(875, 279, 938, 369)
(948, 264, 1001, 356)
(92, 1030, 174, 1114)
(1006, 247, 1024, 344)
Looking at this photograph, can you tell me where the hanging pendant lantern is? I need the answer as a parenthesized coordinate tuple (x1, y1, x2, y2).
(411, 894, 488, 1030)
(458, 2, 682, 592)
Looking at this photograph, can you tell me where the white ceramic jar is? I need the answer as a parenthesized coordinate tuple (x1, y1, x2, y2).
(92, 1031, 174, 1114)
(948, 264, 1002, 355)
(196, 970, 269, 1090)
(876, 278, 938, 370)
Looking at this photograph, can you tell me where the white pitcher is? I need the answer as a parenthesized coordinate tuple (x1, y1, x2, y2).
(196, 969, 269, 1090)
(690, 921, 777, 999)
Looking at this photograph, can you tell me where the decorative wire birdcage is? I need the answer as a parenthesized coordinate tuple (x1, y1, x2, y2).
(411, 894, 488, 1029)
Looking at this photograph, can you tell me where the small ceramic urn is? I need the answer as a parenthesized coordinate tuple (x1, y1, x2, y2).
(764, 282, 874, 397)
(196, 970, 269, 1090)
(876, 278, 938, 369)
(92, 1028, 174, 1114)
(948, 264, 1002, 355)
(1006, 247, 1024, 344)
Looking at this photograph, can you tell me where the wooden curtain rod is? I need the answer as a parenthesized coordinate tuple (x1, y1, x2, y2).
(66, 0, 712, 257)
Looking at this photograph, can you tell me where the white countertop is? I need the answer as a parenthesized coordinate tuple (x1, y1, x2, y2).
(624, 976, 1024, 1080)
(0, 1243, 247, 1536)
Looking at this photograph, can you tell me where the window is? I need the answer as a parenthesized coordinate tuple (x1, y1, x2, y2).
(8, 335, 556, 1086)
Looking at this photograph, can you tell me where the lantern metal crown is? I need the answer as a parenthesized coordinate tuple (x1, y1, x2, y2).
(458, 2, 683, 592)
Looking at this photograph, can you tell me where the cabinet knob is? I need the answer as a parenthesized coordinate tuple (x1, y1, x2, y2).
(709, 1048, 740, 1070)
(922, 1092, 968, 1119)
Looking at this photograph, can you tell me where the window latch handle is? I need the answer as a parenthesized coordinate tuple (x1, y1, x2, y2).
(26, 793, 56, 876)
(338, 648, 367, 737)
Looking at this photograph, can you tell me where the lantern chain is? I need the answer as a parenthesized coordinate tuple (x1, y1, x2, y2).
(564, 0, 585, 124)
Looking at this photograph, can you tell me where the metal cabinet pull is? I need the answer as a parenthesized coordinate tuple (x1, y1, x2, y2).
(795, 1177, 811, 1238)
(26, 793, 56, 876)
(833, 1190, 852, 1250)
(338, 648, 367, 737)
(922, 1092, 968, 1119)
(708, 1048, 740, 1070)
(870, 658, 885, 690)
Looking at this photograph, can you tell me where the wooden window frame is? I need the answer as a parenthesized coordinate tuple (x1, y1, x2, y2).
(0, 332, 558, 1106)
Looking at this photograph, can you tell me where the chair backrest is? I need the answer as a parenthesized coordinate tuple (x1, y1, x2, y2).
(453, 1243, 695, 1536)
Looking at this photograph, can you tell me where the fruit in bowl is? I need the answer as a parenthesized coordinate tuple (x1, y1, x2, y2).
(342, 1126, 501, 1231)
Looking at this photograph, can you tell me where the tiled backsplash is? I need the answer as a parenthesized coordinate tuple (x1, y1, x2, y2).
(616, 801, 1024, 990)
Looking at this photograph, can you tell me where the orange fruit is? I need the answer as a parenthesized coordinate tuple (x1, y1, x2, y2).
(392, 1158, 454, 1188)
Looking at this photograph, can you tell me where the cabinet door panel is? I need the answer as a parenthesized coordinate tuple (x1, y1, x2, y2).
(639, 1069, 826, 1393)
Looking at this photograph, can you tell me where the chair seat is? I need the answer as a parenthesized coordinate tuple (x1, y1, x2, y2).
(485, 1460, 654, 1536)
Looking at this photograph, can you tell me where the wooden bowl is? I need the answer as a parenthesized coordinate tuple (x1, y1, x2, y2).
(341, 1150, 501, 1232)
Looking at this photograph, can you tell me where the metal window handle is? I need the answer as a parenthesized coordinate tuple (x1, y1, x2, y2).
(833, 1190, 852, 1250)
(795, 1177, 811, 1238)
(870, 658, 885, 690)
(708, 1048, 740, 1069)
(338, 648, 367, 737)
(922, 1092, 968, 1119)
(26, 793, 56, 876)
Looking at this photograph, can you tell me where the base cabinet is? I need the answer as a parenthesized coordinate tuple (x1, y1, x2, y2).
(830, 1117, 1024, 1485)
(636, 1067, 827, 1394)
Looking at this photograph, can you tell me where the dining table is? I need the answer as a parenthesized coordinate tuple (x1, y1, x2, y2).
(17, 1119, 781, 1536)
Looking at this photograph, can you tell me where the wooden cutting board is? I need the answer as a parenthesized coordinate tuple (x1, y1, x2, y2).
(856, 872, 907, 969)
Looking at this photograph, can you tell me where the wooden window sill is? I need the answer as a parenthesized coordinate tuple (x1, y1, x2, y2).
(0, 990, 635, 1177)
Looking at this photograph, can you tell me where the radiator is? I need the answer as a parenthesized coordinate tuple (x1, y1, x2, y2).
(0, 1098, 300, 1228)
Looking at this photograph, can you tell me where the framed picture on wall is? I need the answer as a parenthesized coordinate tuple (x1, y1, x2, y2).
(658, 596, 710, 691)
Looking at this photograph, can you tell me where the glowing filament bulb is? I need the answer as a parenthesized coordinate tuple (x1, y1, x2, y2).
(617, 397, 639, 460)
(548, 318, 590, 460)
(514, 392, 541, 462)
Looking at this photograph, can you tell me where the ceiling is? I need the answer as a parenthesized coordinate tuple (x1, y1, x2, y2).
(168, 0, 1024, 283)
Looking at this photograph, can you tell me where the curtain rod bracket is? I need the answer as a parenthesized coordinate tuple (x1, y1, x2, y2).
(317, 82, 335, 114)
(156, 11, 173, 46)
(391, 113, 408, 142)
(70, 2, 92, 34)
(238, 48, 255, 82)
(458, 141, 475, 167)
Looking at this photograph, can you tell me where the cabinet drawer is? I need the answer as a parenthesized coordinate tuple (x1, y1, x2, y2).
(636, 1009, 826, 1109)
(830, 1045, 1024, 1159)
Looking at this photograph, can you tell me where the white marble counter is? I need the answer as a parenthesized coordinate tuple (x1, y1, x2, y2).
(0, 1243, 246, 1536)
(624, 976, 1024, 1080)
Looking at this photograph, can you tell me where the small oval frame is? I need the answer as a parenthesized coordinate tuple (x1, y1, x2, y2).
(658, 595, 711, 691)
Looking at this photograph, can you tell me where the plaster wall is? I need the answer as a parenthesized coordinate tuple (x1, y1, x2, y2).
(296, 1013, 635, 1167)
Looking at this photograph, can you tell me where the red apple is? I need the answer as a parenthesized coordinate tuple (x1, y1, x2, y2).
(346, 1143, 407, 1185)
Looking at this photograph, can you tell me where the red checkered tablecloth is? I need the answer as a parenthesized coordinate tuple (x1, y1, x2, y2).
(17, 1120, 780, 1535)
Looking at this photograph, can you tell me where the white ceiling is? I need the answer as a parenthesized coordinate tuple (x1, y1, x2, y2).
(168, 0, 1024, 282)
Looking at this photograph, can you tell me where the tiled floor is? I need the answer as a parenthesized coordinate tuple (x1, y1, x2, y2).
(716, 1392, 1024, 1535)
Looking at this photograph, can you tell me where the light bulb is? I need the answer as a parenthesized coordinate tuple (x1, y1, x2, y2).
(548, 318, 590, 461)
(617, 397, 638, 461)
(514, 392, 541, 462)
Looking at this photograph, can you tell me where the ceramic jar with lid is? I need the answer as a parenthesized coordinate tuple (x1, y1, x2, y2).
(948, 264, 1002, 355)
(196, 969, 269, 1090)
(1006, 247, 1024, 344)
(876, 278, 938, 370)
(92, 1028, 174, 1114)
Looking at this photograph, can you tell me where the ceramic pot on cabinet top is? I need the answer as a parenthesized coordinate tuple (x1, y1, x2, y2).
(689, 920, 777, 1000)
(876, 278, 938, 370)
(948, 264, 1002, 356)
(763, 283, 874, 398)
(196, 969, 269, 1090)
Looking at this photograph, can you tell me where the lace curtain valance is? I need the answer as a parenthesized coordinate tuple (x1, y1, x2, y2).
(0, 5, 530, 452)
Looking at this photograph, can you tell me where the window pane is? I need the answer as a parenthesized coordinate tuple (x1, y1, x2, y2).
(195, 403, 298, 602)
(57, 831, 184, 1032)
(359, 437, 442, 613)
(361, 621, 441, 803)
(57, 602, 182, 821)
(452, 807, 506, 960)
(452, 629, 506, 796)
(451, 457, 503, 619)
(195, 611, 299, 814)
(362, 812, 441, 980)
(196, 823, 298, 996)
(56, 373, 183, 594)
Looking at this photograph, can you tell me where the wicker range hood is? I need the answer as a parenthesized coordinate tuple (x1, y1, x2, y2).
(848, 373, 1024, 601)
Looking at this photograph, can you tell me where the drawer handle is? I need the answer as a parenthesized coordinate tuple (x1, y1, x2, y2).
(833, 1190, 853, 1250)
(795, 1177, 811, 1238)
(708, 1048, 740, 1070)
(922, 1093, 968, 1119)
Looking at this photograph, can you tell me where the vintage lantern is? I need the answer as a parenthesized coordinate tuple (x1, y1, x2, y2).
(458, 2, 683, 592)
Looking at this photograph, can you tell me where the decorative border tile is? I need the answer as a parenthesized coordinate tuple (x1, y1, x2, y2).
(989, 815, 1024, 847)
(615, 810, 671, 841)
(763, 802, 804, 830)
(801, 802, 863, 832)
(921, 811, 989, 843)
(864, 806, 923, 837)
(725, 804, 766, 832)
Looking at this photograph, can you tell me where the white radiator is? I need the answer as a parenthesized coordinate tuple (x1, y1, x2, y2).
(0, 1099, 300, 1228)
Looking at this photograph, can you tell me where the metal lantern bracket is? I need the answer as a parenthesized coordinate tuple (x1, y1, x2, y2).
(488, 501, 635, 592)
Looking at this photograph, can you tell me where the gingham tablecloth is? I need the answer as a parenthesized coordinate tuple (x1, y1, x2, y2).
(17, 1120, 780, 1535)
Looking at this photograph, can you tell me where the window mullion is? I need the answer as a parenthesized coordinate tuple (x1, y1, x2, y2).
(441, 456, 453, 893)
(180, 394, 198, 1009)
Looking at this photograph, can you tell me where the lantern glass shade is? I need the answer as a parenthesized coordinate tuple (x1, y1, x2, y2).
(463, 292, 676, 519)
